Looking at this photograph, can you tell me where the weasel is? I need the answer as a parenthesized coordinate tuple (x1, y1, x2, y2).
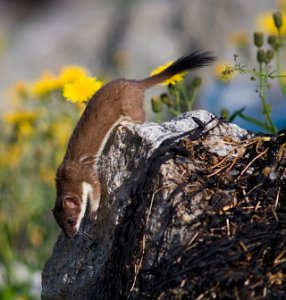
(52, 51, 215, 238)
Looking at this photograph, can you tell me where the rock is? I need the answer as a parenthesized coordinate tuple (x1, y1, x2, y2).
(42, 110, 286, 299)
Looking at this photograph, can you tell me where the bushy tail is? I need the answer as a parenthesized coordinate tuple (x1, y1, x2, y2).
(140, 51, 215, 89)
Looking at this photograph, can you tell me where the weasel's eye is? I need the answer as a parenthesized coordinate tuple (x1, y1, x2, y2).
(67, 218, 73, 226)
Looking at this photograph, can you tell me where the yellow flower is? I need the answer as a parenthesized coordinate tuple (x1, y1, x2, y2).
(63, 77, 103, 103)
(29, 227, 43, 247)
(228, 32, 249, 48)
(7, 144, 22, 168)
(31, 71, 61, 97)
(55, 151, 65, 166)
(39, 166, 56, 186)
(14, 80, 29, 98)
(4, 111, 39, 125)
(256, 11, 286, 35)
(51, 120, 71, 147)
(3, 111, 39, 140)
(18, 121, 33, 137)
(214, 61, 235, 82)
(59, 65, 88, 85)
(277, 0, 286, 13)
(150, 61, 186, 86)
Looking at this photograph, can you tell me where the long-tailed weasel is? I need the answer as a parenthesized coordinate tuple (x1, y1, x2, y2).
(52, 51, 215, 238)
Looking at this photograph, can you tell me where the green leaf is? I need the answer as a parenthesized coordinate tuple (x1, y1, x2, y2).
(237, 112, 270, 131)
(228, 107, 246, 122)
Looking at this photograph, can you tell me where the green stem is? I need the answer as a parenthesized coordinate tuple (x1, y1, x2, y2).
(187, 87, 199, 111)
(174, 91, 181, 114)
(258, 62, 276, 133)
(229, 107, 246, 122)
(155, 112, 161, 123)
(238, 112, 269, 131)
(180, 82, 189, 107)
(169, 108, 180, 116)
(276, 29, 286, 97)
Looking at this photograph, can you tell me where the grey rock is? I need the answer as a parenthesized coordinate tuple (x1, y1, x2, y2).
(41, 110, 250, 299)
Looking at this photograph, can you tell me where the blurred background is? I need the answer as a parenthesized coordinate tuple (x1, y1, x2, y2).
(0, 0, 284, 298)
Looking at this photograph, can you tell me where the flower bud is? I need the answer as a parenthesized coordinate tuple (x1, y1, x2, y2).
(167, 83, 177, 96)
(220, 109, 229, 120)
(273, 11, 283, 29)
(160, 93, 173, 108)
(266, 49, 275, 61)
(257, 49, 267, 63)
(151, 96, 162, 113)
(254, 32, 264, 48)
(192, 76, 202, 88)
(268, 35, 279, 50)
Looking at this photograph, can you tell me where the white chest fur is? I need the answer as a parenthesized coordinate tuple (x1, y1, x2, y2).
(75, 182, 93, 232)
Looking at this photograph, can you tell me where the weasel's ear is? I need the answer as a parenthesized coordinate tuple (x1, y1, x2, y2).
(63, 197, 80, 209)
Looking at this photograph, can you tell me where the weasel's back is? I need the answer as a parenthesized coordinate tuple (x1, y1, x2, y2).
(63, 51, 215, 162)
(64, 79, 145, 162)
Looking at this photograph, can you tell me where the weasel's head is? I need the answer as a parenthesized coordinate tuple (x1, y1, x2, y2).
(53, 163, 92, 238)
(52, 194, 83, 238)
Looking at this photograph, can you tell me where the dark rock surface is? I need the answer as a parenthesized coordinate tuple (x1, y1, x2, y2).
(42, 110, 286, 299)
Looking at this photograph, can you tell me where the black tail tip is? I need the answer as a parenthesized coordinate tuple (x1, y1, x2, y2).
(182, 50, 217, 67)
(167, 50, 216, 75)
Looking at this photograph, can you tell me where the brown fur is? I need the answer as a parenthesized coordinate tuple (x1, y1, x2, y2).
(52, 52, 215, 238)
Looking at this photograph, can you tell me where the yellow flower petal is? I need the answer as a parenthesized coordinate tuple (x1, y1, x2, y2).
(18, 121, 33, 137)
(214, 61, 235, 82)
(31, 71, 61, 97)
(14, 80, 29, 98)
(3, 111, 40, 124)
(7, 144, 22, 168)
(278, 0, 286, 12)
(59, 65, 88, 85)
(228, 32, 249, 47)
(51, 120, 72, 147)
(150, 61, 186, 86)
(256, 11, 286, 35)
(63, 77, 103, 103)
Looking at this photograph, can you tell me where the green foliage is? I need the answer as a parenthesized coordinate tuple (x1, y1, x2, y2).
(0, 282, 36, 300)
(220, 11, 286, 133)
(151, 11, 286, 133)
(150, 76, 203, 123)
(0, 83, 83, 297)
